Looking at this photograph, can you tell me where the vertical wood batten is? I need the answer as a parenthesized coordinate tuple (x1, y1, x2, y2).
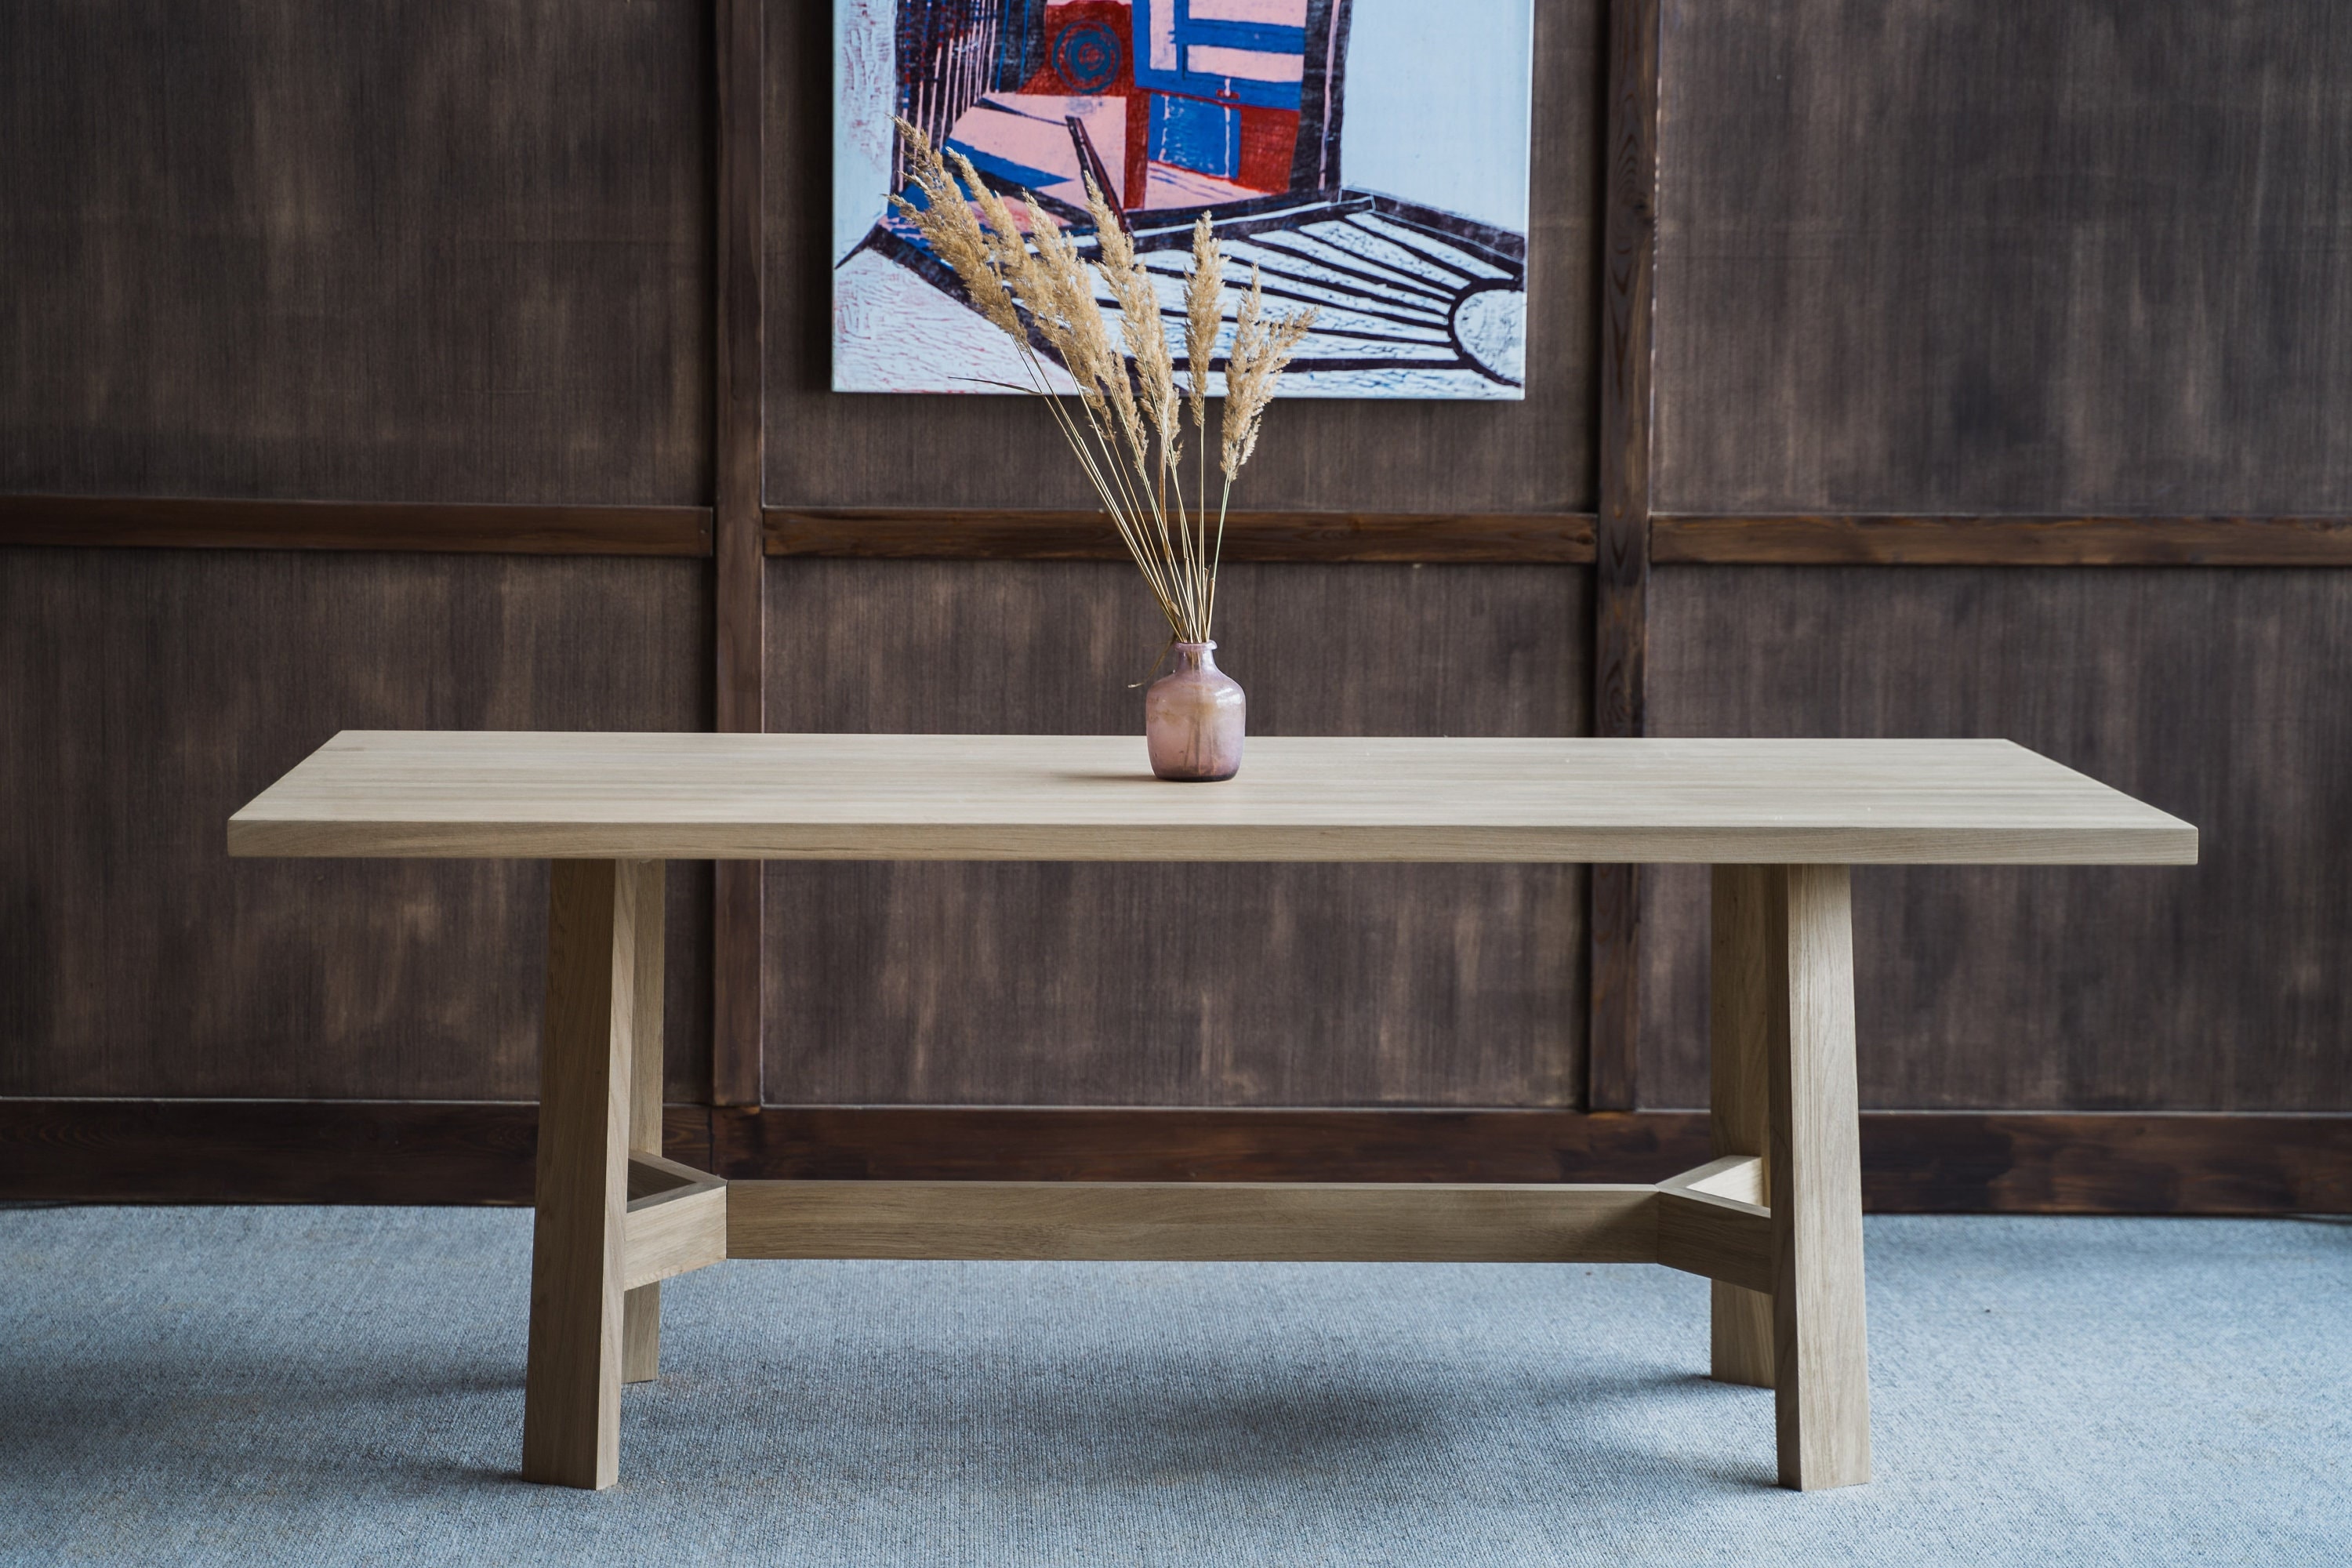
(1588, 0, 1661, 1111)
(712, 0, 768, 1108)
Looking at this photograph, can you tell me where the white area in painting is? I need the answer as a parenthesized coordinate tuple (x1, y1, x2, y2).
(1186, 44, 1303, 82)
(1338, 0, 1535, 235)
(834, 0, 895, 263)
(1189, 0, 1306, 22)
(833, 249, 1081, 394)
(1147, 0, 1178, 71)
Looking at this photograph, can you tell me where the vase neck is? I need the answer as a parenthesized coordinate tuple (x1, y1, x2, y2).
(1170, 640, 1218, 673)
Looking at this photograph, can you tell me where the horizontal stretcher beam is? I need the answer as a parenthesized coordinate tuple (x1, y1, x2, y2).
(715, 1160, 1771, 1283)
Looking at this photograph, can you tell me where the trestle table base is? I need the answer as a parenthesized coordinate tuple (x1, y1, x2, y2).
(521, 858, 1871, 1492)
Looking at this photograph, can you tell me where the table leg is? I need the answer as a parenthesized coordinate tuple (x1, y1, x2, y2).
(1766, 863, 1871, 1490)
(522, 858, 655, 1490)
(1708, 865, 1775, 1389)
(622, 861, 666, 1385)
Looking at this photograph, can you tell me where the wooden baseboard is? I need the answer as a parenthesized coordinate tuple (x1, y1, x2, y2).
(712, 1105, 1710, 1184)
(0, 1099, 709, 1203)
(1, 1101, 2344, 1212)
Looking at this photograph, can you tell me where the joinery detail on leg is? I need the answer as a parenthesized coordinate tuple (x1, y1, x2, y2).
(1709, 864, 1777, 1389)
(625, 1153, 727, 1290)
(1766, 864, 1872, 1491)
(522, 858, 656, 1491)
(1657, 1156, 1772, 1294)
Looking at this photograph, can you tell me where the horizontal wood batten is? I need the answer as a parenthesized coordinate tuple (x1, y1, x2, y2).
(763, 507, 1597, 563)
(16, 500, 2347, 567)
(1653, 514, 2352, 566)
(0, 495, 713, 556)
(2, 1102, 2344, 1214)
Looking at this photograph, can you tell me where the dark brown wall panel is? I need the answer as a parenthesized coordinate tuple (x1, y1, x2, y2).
(1640, 565, 2352, 1112)
(763, 558, 1588, 1105)
(1653, 0, 2352, 514)
(0, 548, 713, 1101)
(0, 0, 710, 506)
(764, 0, 1600, 514)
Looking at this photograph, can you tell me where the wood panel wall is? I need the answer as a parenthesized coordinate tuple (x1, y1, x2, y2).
(762, 561, 1587, 1107)
(2, 0, 2347, 1211)
(0, 548, 713, 1102)
(1640, 565, 2352, 1112)
(1652, 0, 2352, 515)
(0, 0, 717, 1111)
(0, 0, 711, 506)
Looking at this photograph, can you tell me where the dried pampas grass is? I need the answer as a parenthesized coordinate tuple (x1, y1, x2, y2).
(890, 119, 1317, 644)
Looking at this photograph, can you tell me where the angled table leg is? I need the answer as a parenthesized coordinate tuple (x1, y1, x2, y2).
(523, 858, 659, 1490)
(622, 861, 667, 1385)
(1710, 863, 1871, 1489)
(1770, 865, 1872, 1488)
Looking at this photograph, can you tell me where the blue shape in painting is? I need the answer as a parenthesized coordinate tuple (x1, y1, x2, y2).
(1149, 95, 1240, 180)
(1132, 0, 1305, 111)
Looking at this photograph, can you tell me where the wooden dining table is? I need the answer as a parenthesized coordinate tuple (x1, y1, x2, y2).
(228, 731, 2195, 1493)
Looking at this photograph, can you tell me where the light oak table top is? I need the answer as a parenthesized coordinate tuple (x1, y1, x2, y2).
(227, 731, 2196, 865)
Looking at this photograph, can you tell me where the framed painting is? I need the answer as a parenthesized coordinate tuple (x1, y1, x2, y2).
(833, 0, 1537, 398)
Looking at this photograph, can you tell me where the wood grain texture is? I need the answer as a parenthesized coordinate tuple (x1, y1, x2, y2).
(764, 509, 1597, 563)
(1655, 1187, 1773, 1294)
(1654, 0, 2352, 514)
(0, 497, 710, 555)
(1768, 864, 1870, 1490)
(1642, 566, 2351, 1112)
(0, 0, 709, 505)
(1653, 514, 2352, 567)
(762, 0, 1600, 513)
(0, 547, 712, 1102)
(229, 731, 2194, 865)
(521, 861, 637, 1490)
(1708, 864, 1775, 1386)
(726, 1180, 1658, 1263)
(3, 1102, 2342, 1211)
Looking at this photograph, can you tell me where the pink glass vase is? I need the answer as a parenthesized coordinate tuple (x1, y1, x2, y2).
(1145, 641, 1245, 782)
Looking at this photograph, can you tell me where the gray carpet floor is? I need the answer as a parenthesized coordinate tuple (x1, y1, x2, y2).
(0, 1207, 2344, 1566)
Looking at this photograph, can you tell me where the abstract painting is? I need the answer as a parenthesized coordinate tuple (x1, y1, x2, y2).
(833, 0, 1537, 397)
